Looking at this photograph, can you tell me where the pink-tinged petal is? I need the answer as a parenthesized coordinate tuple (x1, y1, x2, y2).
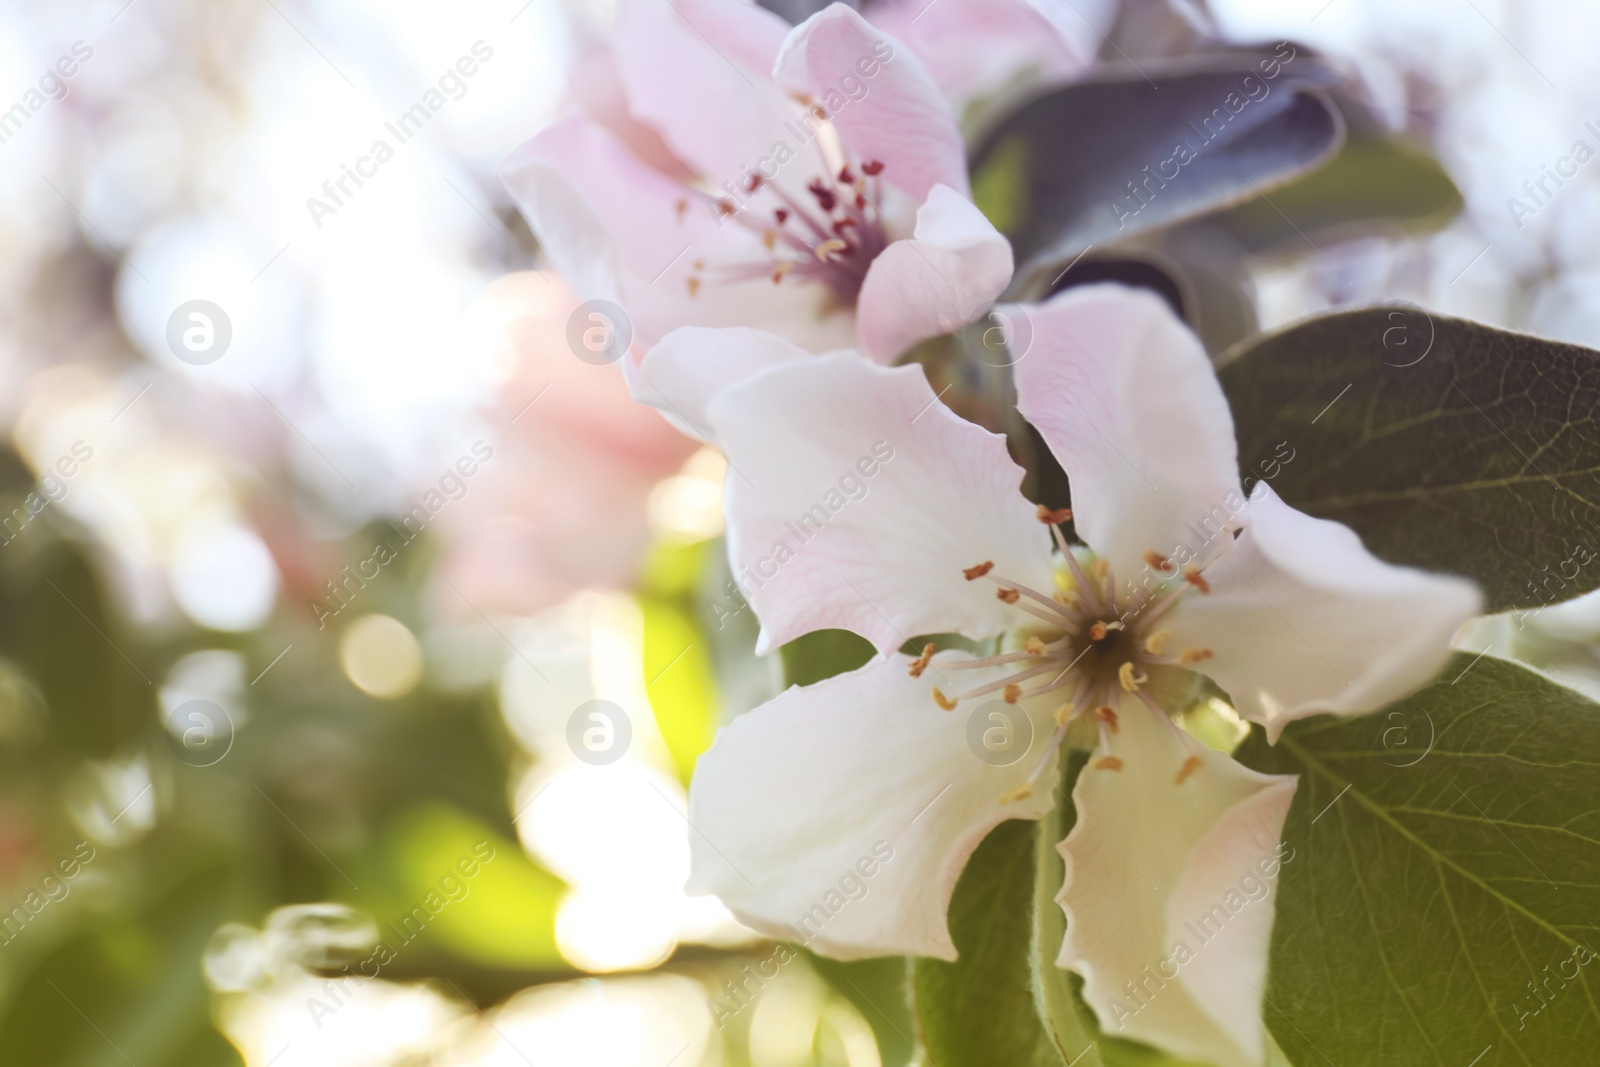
(1166, 483, 1482, 742)
(565, 45, 695, 180)
(1057, 698, 1297, 1067)
(498, 115, 849, 350)
(706, 353, 1051, 654)
(774, 5, 969, 201)
(688, 653, 1058, 960)
(613, 0, 796, 185)
(856, 185, 1014, 363)
(866, 0, 1092, 107)
(1013, 284, 1242, 578)
(630, 326, 812, 442)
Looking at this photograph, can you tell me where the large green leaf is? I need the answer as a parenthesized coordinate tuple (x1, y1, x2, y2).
(912, 819, 1072, 1067)
(1236, 654, 1600, 1065)
(1219, 306, 1600, 612)
(1212, 105, 1461, 250)
(971, 52, 1343, 293)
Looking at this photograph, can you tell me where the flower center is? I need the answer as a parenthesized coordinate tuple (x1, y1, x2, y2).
(913, 506, 1229, 802)
(676, 126, 891, 306)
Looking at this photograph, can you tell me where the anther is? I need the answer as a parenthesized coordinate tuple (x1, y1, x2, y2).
(1184, 565, 1211, 594)
(1053, 703, 1074, 726)
(674, 197, 688, 220)
(1093, 756, 1124, 771)
(814, 238, 848, 261)
(1118, 662, 1146, 692)
(963, 561, 994, 581)
(1175, 755, 1204, 784)
(838, 166, 855, 184)
(997, 588, 1020, 604)
(762, 230, 777, 251)
(1092, 559, 1110, 583)
(1094, 706, 1119, 733)
(774, 208, 789, 225)
(1037, 505, 1073, 524)
(686, 277, 701, 298)
(1088, 620, 1123, 642)
(861, 160, 884, 175)
(1143, 550, 1173, 574)
(932, 687, 957, 711)
(998, 781, 1033, 804)
(1179, 648, 1214, 666)
(771, 262, 791, 285)
(1145, 630, 1171, 655)
(1003, 684, 1022, 704)
(1053, 590, 1078, 608)
(1024, 637, 1048, 657)
(907, 642, 936, 678)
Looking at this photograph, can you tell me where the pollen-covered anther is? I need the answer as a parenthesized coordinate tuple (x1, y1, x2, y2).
(907, 642, 936, 678)
(1003, 684, 1022, 704)
(814, 238, 848, 262)
(997, 588, 1021, 604)
(963, 561, 995, 581)
(1174, 755, 1204, 785)
(762, 230, 777, 251)
(998, 780, 1034, 804)
(1144, 629, 1172, 656)
(1036, 505, 1073, 524)
(771, 262, 792, 285)
(1088, 620, 1123, 642)
(1184, 565, 1211, 594)
(861, 159, 885, 176)
(1118, 662, 1147, 692)
(1179, 648, 1214, 665)
(1094, 706, 1119, 733)
(1093, 756, 1124, 771)
(1024, 637, 1048, 657)
(932, 687, 957, 711)
(1143, 550, 1172, 573)
(686, 277, 701, 298)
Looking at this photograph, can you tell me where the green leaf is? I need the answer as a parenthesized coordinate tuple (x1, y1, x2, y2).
(970, 52, 1343, 292)
(912, 819, 1072, 1067)
(808, 953, 918, 1067)
(1213, 119, 1461, 251)
(779, 629, 875, 688)
(1236, 654, 1600, 1065)
(1219, 306, 1600, 612)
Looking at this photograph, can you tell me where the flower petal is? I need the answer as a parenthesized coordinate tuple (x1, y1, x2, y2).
(498, 114, 852, 351)
(688, 653, 1057, 960)
(866, 0, 1093, 107)
(855, 185, 1014, 363)
(706, 353, 1052, 654)
(629, 326, 812, 442)
(773, 5, 969, 202)
(1012, 284, 1242, 579)
(1057, 698, 1297, 1067)
(612, 0, 796, 184)
(1166, 483, 1482, 741)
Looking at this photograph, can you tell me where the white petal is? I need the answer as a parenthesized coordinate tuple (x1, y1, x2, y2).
(688, 653, 1058, 960)
(1057, 699, 1297, 1067)
(856, 185, 1015, 363)
(1013, 284, 1242, 578)
(1166, 483, 1483, 741)
(706, 354, 1053, 654)
(629, 327, 812, 442)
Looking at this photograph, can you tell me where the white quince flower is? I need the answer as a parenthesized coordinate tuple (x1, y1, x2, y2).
(671, 284, 1480, 1067)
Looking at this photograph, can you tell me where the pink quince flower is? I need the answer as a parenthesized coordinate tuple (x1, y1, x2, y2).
(498, 0, 1014, 365)
(434, 273, 697, 616)
(670, 285, 1480, 1067)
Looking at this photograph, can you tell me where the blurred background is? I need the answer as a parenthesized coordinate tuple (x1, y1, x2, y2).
(0, 0, 1597, 1064)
